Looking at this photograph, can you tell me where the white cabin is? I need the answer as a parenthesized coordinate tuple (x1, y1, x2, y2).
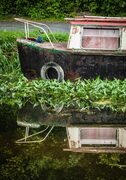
(66, 16, 126, 50)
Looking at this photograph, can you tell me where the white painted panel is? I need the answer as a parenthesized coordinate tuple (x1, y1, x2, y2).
(68, 25, 81, 49)
(118, 128, 126, 148)
(67, 127, 81, 148)
(121, 28, 126, 49)
(81, 139, 116, 145)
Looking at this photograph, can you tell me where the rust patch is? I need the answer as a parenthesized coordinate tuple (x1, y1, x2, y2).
(25, 69, 38, 80)
(72, 26, 79, 34)
(66, 71, 79, 81)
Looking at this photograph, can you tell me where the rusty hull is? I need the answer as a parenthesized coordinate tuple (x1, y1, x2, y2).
(17, 40, 126, 80)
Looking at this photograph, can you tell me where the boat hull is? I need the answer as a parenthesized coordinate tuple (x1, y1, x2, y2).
(17, 40, 126, 80)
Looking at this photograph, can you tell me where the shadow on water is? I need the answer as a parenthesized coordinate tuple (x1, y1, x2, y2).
(0, 105, 126, 180)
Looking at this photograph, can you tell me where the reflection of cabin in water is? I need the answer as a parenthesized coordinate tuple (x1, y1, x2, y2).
(17, 105, 126, 153)
(64, 127, 126, 153)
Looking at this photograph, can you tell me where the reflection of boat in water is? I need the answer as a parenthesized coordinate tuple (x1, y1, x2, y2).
(16, 104, 126, 153)
(15, 16, 126, 81)
(64, 127, 126, 153)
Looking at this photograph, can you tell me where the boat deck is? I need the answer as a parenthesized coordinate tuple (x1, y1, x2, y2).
(17, 38, 126, 56)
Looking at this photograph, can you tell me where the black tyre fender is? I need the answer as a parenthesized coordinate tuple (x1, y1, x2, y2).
(40, 62, 64, 81)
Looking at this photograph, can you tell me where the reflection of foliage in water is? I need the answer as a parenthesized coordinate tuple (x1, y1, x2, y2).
(98, 154, 126, 169)
(0, 106, 126, 180)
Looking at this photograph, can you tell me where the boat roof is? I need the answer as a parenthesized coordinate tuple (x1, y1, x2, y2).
(65, 16, 126, 27)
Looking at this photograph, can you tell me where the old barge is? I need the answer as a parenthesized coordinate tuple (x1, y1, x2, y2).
(15, 16, 126, 81)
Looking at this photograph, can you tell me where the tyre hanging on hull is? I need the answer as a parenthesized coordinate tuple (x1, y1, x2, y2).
(40, 62, 64, 81)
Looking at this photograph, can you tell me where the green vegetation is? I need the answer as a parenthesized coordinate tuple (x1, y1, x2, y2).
(1, 75, 126, 112)
(0, 31, 126, 112)
(0, 0, 126, 21)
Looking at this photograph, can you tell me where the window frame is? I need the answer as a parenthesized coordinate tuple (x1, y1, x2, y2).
(81, 26, 121, 50)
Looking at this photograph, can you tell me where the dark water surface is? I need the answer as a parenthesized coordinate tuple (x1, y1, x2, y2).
(0, 106, 126, 180)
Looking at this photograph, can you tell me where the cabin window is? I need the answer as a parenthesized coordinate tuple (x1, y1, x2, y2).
(80, 128, 117, 146)
(82, 28, 119, 50)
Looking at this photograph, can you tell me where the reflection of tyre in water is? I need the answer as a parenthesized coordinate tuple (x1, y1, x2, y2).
(54, 103, 64, 113)
(40, 62, 64, 82)
(41, 103, 64, 113)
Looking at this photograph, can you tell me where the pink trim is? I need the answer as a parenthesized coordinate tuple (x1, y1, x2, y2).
(70, 20, 126, 26)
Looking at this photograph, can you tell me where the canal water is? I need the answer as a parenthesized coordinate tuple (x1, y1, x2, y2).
(0, 21, 70, 33)
(0, 106, 126, 180)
